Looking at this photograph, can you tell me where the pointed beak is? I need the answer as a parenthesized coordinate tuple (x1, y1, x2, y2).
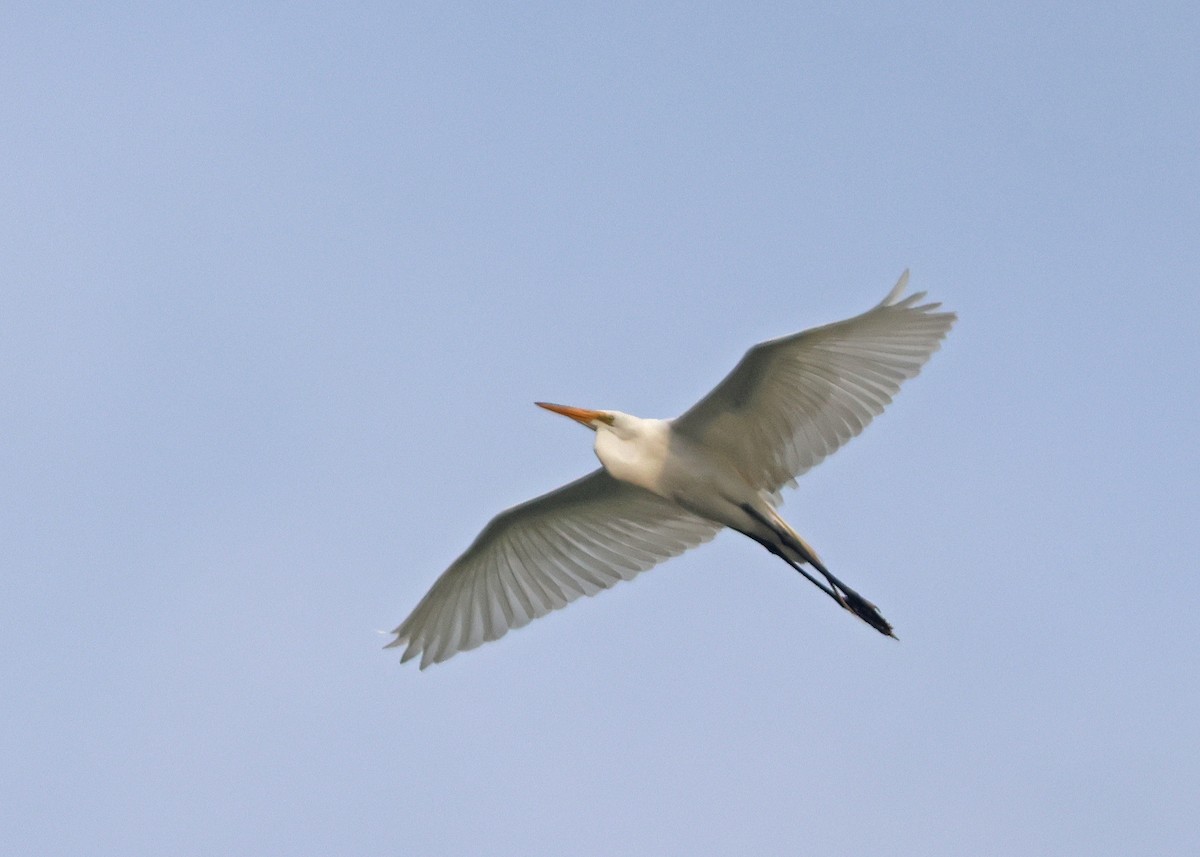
(536, 402, 606, 429)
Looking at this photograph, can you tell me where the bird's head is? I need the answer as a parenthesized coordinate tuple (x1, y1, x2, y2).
(535, 402, 616, 432)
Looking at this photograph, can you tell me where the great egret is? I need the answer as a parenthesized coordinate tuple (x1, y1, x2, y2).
(389, 272, 955, 668)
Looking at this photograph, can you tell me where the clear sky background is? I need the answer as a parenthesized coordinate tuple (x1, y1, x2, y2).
(4, 3, 1198, 855)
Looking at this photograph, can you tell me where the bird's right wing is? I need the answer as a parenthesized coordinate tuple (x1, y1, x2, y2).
(387, 470, 721, 668)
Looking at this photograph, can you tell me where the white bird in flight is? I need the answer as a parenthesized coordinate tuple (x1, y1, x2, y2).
(389, 272, 955, 668)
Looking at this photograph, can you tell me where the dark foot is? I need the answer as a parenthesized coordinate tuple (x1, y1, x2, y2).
(841, 589, 897, 638)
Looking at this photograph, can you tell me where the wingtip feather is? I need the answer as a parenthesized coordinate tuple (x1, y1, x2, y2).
(877, 269, 910, 307)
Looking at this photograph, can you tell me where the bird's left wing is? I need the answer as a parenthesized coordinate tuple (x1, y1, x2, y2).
(672, 272, 956, 496)
(387, 469, 721, 668)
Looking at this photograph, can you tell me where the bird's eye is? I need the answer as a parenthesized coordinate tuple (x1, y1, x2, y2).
(598, 413, 615, 426)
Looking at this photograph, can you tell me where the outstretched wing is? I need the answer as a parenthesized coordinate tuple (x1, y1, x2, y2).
(672, 272, 956, 495)
(388, 470, 721, 668)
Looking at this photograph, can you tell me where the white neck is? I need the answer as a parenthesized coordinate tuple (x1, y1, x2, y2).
(593, 414, 672, 493)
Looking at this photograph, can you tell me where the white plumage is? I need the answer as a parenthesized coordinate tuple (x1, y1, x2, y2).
(389, 272, 955, 668)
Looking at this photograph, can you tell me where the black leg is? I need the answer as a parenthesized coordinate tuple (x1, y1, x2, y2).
(739, 504, 896, 638)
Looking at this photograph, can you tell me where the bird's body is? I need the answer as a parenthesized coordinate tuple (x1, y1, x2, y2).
(389, 273, 955, 667)
(595, 414, 750, 524)
(596, 417, 782, 565)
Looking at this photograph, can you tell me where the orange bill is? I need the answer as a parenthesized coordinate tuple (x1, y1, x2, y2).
(535, 402, 607, 427)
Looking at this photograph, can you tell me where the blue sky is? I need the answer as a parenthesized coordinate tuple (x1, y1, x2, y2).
(3, 3, 1198, 855)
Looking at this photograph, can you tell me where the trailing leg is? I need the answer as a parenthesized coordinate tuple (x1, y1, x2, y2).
(739, 504, 896, 638)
